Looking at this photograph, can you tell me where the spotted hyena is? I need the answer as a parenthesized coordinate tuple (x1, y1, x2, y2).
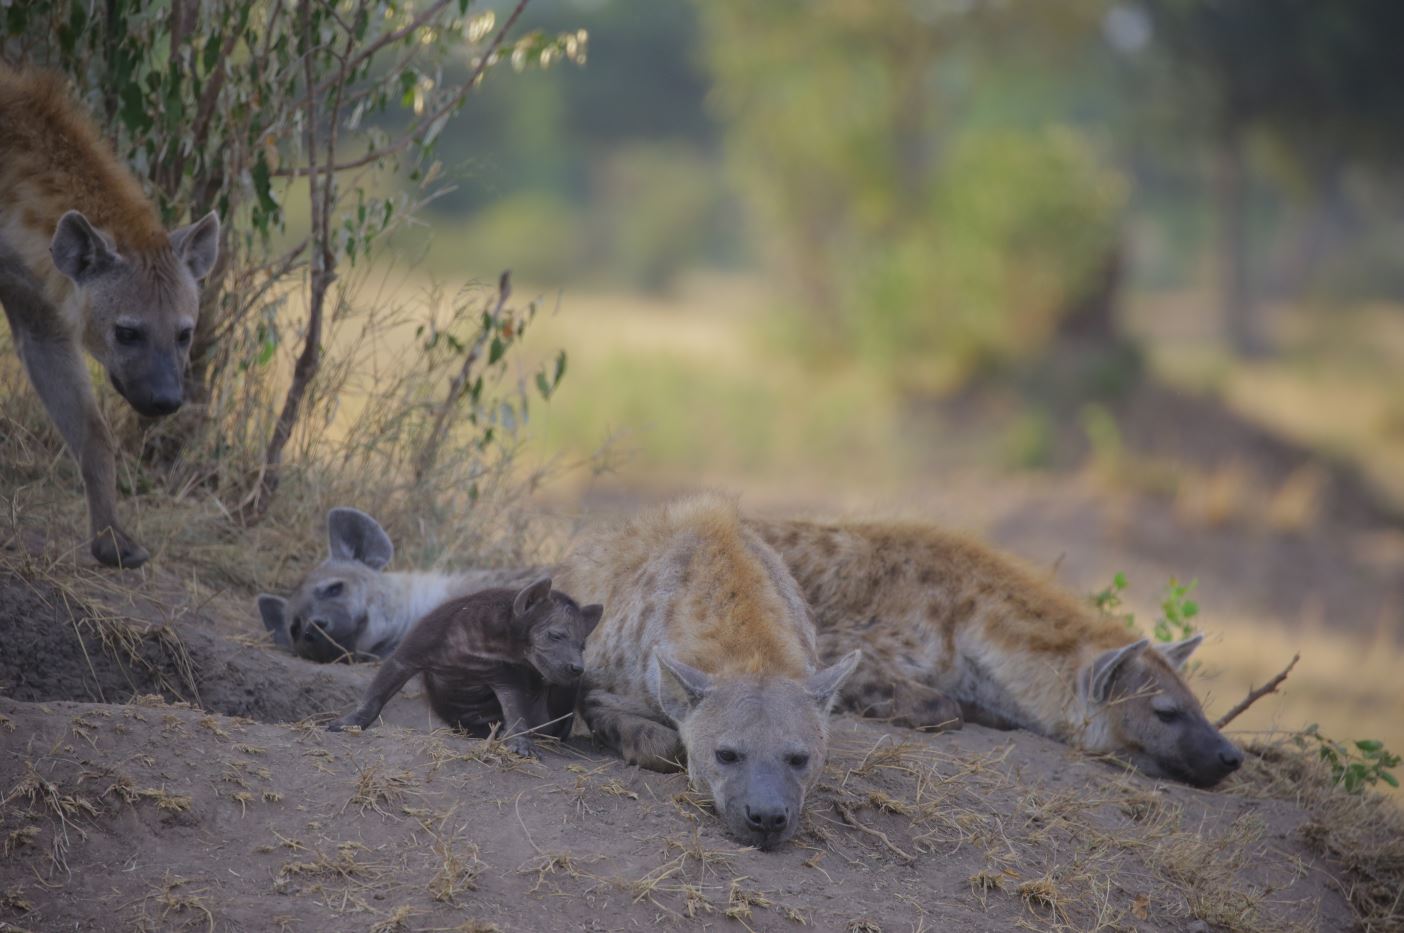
(555, 494, 861, 849)
(747, 518, 1243, 789)
(0, 65, 220, 568)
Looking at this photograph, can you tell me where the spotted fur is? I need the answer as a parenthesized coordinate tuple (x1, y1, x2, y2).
(748, 518, 1244, 788)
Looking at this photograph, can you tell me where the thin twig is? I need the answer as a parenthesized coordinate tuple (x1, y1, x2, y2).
(1215, 653, 1299, 729)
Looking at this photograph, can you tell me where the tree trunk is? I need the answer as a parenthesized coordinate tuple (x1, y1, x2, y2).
(1214, 131, 1266, 357)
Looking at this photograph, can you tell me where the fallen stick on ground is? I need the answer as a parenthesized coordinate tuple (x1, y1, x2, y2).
(1215, 653, 1300, 729)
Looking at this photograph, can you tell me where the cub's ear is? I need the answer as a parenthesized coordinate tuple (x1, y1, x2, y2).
(1085, 639, 1149, 704)
(649, 651, 713, 723)
(169, 211, 220, 280)
(51, 211, 122, 284)
(807, 649, 862, 712)
(513, 577, 553, 619)
(579, 603, 604, 637)
(257, 594, 292, 649)
(327, 507, 393, 569)
(1155, 633, 1204, 671)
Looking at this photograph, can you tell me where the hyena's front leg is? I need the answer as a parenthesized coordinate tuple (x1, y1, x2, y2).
(580, 686, 685, 772)
(13, 331, 145, 569)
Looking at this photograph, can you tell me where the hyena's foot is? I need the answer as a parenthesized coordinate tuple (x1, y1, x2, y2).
(849, 679, 964, 733)
(619, 719, 685, 772)
(504, 734, 540, 759)
(327, 711, 373, 732)
(91, 525, 149, 569)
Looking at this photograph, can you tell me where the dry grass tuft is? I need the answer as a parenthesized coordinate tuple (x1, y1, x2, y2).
(131, 874, 216, 933)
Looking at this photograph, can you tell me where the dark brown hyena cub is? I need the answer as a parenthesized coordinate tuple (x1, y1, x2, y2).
(327, 578, 602, 757)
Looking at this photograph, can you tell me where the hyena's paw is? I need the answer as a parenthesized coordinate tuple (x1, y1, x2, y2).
(621, 720, 685, 773)
(327, 713, 370, 733)
(892, 687, 964, 733)
(91, 526, 149, 570)
(504, 735, 539, 759)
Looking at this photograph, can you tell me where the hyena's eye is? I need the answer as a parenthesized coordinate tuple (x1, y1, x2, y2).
(715, 748, 741, 765)
(319, 581, 344, 598)
(786, 753, 810, 770)
(1154, 708, 1181, 724)
(114, 325, 143, 346)
(549, 631, 566, 642)
(177, 327, 194, 346)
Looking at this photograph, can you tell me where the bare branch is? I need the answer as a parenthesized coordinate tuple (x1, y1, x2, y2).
(273, 0, 533, 178)
(1214, 653, 1300, 729)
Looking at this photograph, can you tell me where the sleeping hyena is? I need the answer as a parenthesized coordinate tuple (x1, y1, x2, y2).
(747, 518, 1244, 789)
(556, 494, 861, 849)
(258, 508, 540, 662)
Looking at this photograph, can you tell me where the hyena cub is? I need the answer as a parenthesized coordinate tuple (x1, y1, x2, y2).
(328, 578, 602, 758)
(750, 518, 1243, 789)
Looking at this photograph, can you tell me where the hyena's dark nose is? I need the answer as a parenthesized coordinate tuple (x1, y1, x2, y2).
(146, 392, 182, 416)
(1219, 746, 1243, 771)
(745, 805, 789, 834)
(568, 662, 584, 676)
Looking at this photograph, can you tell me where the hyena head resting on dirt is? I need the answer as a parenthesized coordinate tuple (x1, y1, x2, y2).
(1078, 634, 1242, 788)
(650, 649, 860, 849)
(258, 507, 543, 662)
(258, 508, 397, 663)
(557, 495, 862, 850)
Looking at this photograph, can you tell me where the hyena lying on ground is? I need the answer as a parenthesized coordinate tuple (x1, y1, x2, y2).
(328, 578, 602, 758)
(0, 66, 220, 568)
(556, 494, 861, 849)
(748, 518, 1244, 789)
(258, 508, 539, 662)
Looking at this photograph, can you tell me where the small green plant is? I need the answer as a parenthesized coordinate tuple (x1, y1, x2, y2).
(1295, 725, 1401, 793)
(1155, 578, 1199, 643)
(1090, 572, 1200, 645)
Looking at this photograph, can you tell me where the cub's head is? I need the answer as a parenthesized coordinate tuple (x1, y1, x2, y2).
(51, 209, 219, 417)
(650, 649, 861, 851)
(1079, 635, 1243, 789)
(511, 577, 603, 686)
(258, 508, 393, 663)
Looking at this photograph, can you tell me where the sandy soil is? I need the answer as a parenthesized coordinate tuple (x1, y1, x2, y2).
(0, 556, 1380, 933)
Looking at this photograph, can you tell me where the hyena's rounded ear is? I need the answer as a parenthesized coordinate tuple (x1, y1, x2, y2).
(327, 508, 393, 569)
(579, 604, 604, 636)
(1086, 639, 1149, 704)
(51, 210, 121, 284)
(257, 594, 292, 649)
(806, 649, 862, 712)
(513, 578, 553, 619)
(649, 651, 713, 723)
(1155, 633, 1204, 671)
(169, 211, 220, 280)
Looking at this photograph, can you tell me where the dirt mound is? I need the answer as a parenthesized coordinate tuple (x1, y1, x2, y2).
(0, 542, 1395, 931)
(0, 695, 1358, 933)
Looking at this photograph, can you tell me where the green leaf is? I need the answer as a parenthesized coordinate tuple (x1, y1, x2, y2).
(1381, 772, 1400, 788)
(1356, 739, 1384, 753)
(488, 337, 505, 365)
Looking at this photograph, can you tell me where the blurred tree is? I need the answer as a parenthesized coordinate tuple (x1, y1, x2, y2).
(1138, 0, 1404, 354)
(701, 0, 1125, 390)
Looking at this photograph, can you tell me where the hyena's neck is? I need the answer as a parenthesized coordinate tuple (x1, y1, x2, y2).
(371, 571, 481, 643)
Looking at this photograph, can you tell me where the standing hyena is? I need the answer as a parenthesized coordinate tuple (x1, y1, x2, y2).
(748, 518, 1244, 789)
(555, 495, 861, 850)
(258, 508, 542, 662)
(0, 66, 220, 568)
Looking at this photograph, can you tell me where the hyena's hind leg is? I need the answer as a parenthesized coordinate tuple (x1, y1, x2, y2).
(839, 660, 963, 733)
(580, 687, 685, 772)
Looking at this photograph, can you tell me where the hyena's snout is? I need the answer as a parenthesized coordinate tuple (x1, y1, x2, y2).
(112, 356, 184, 417)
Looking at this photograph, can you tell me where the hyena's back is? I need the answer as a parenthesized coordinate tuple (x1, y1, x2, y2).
(747, 518, 1130, 735)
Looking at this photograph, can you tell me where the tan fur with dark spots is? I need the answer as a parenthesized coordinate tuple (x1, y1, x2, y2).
(749, 517, 1244, 788)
